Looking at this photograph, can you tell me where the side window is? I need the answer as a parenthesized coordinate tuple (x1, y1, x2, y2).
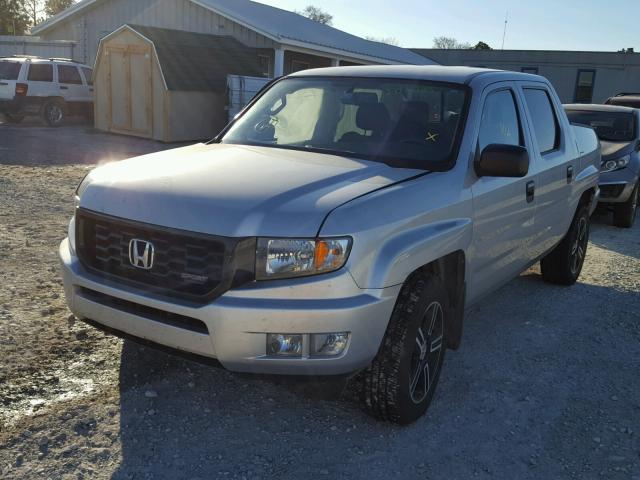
(81, 67, 93, 86)
(478, 89, 522, 152)
(523, 88, 560, 154)
(27, 64, 53, 82)
(58, 65, 83, 85)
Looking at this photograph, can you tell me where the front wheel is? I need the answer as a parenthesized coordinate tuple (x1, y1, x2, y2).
(361, 271, 448, 424)
(541, 204, 590, 285)
(42, 100, 65, 127)
(613, 182, 639, 228)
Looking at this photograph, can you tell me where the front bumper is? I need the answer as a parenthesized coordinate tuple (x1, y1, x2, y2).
(59, 238, 399, 375)
(599, 169, 639, 204)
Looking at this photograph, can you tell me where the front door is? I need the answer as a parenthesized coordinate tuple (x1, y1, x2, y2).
(467, 83, 538, 303)
(107, 45, 152, 137)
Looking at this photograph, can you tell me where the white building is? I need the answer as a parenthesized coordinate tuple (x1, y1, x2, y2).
(32, 0, 434, 73)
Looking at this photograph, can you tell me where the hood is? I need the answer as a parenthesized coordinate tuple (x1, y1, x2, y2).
(600, 140, 635, 161)
(80, 143, 423, 237)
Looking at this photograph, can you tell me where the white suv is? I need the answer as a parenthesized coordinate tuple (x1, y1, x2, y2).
(0, 56, 93, 126)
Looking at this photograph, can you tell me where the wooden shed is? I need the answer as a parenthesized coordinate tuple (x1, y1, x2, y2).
(93, 24, 262, 142)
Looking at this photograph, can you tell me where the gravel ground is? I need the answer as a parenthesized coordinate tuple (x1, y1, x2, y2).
(0, 125, 639, 479)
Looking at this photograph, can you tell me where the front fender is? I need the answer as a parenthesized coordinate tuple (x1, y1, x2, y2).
(367, 218, 472, 288)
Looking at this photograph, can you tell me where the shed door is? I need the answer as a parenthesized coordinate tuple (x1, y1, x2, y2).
(106, 45, 152, 137)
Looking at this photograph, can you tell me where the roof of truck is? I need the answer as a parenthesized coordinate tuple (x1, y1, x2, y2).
(290, 65, 544, 85)
(564, 103, 637, 114)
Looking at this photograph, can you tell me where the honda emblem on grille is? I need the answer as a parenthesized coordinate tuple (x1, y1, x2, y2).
(129, 239, 155, 270)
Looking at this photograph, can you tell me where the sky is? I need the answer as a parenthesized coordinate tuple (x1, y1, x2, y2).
(256, 0, 638, 52)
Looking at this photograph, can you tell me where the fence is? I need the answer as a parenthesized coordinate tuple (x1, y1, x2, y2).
(227, 75, 271, 122)
(0, 36, 77, 60)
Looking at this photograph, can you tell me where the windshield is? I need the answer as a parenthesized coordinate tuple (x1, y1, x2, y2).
(221, 77, 468, 170)
(566, 110, 636, 142)
(0, 61, 21, 80)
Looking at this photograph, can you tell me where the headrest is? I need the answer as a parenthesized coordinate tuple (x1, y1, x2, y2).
(341, 91, 379, 106)
(356, 103, 390, 132)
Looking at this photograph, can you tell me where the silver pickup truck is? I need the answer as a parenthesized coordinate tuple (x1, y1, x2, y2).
(60, 66, 600, 424)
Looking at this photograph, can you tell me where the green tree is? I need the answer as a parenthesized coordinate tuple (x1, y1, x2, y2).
(0, 0, 30, 35)
(474, 41, 492, 50)
(297, 5, 333, 25)
(44, 0, 74, 16)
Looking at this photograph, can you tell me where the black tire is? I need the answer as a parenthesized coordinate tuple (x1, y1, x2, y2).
(42, 100, 65, 127)
(361, 271, 448, 424)
(4, 113, 25, 124)
(541, 204, 590, 285)
(613, 182, 639, 228)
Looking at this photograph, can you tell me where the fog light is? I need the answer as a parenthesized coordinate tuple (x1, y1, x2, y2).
(311, 333, 349, 356)
(267, 334, 303, 356)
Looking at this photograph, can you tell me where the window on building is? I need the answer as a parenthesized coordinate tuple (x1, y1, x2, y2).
(58, 65, 83, 85)
(478, 89, 522, 152)
(574, 69, 596, 103)
(258, 55, 272, 78)
(27, 64, 53, 82)
(521, 67, 539, 75)
(81, 67, 93, 86)
(523, 88, 560, 153)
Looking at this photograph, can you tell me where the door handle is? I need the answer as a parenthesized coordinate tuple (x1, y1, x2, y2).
(0, 82, 7, 86)
(60, 86, 69, 90)
(526, 181, 535, 203)
(567, 165, 574, 184)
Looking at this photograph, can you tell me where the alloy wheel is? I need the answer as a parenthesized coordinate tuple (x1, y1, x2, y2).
(409, 301, 444, 404)
(570, 216, 588, 275)
(46, 104, 63, 125)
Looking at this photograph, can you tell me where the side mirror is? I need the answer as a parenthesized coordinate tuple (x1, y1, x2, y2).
(475, 144, 530, 178)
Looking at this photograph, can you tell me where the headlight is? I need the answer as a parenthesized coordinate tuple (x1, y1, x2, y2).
(75, 171, 93, 202)
(602, 154, 630, 173)
(256, 237, 351, 280)
(68, 215, 77, 256)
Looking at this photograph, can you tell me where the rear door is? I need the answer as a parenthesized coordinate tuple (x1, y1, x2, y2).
(26, 62, 56, 99)
(468, 82, 538, 302)
(0, 60, 22, 100)
(517, 83, 575, 257)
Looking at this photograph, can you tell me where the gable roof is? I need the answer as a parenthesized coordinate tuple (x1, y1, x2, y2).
(33, 0, 435, 65)
(192, 0, 433, 65)
(124, 25, 262, 92)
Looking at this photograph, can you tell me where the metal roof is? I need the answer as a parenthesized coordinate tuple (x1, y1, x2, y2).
(193, 0, 434, 65)
(33, 0, 435, 65)
(125, 25, 262, 92)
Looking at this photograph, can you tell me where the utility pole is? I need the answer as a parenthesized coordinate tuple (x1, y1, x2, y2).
(501, 11, 509, 50)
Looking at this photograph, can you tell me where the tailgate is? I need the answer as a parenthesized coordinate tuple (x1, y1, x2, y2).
(0, 79, 16, 100)
(0, 60, 20, 100)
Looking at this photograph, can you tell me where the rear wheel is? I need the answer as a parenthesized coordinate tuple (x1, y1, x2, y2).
(42, 100, 65, 127)
(4, 113, 24, 124)
(613, 182, 639, 228)
(361, 271, 448, 424)
(541, 204, 590, 285)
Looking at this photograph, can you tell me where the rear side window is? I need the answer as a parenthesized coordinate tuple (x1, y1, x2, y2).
(81, 67, 93, 86)
(478, 89, 522, 152)
(27, 64, 53, 82)
(0, 61, 21, 80)
(58, 65, 83, 85)
(523, 88, 560, 153)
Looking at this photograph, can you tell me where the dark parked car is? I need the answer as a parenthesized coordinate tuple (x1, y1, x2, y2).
(604, 93, 640, 109)
(565, 103, 640, 227)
